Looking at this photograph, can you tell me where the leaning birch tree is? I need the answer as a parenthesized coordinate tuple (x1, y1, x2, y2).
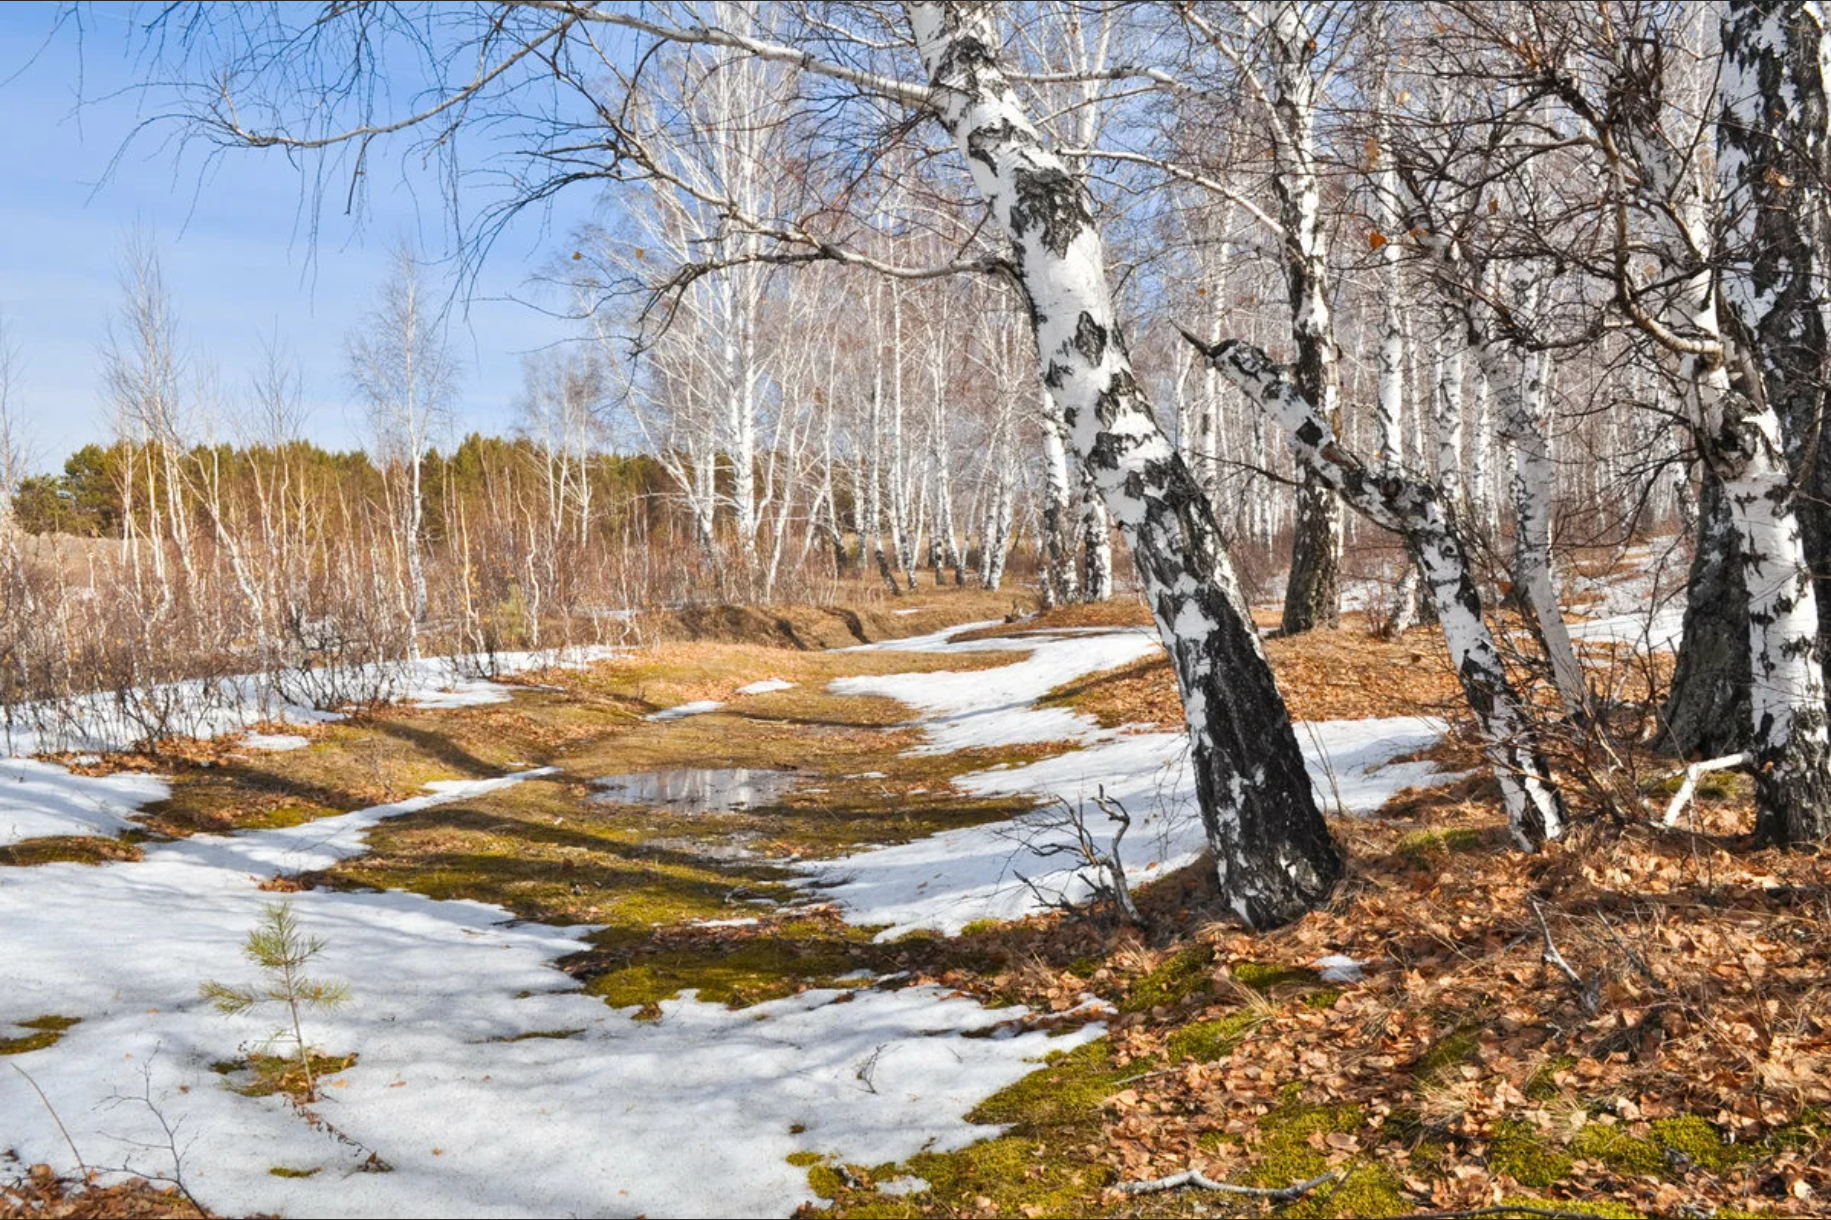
(908, 1, 1341, 923)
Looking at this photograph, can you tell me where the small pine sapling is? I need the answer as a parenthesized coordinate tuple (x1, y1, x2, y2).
(201, 901, 350, 1101)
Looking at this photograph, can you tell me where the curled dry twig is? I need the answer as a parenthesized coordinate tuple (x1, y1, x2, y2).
(1009, 785, 1148, 929)
(1114, 1166, 1340, 1199)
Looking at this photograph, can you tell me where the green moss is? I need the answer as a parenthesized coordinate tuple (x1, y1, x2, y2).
(958, 917, 1003, 936)
(218, 1051, 358, 1101)
(805, 1164, 844, 1198)
(487, 1028, 585, 1043)
(1415, 1024, 1481, 1083)
(1245, 1100, 1360, 1184)
(1488, 1119, 1572, 1189)
(1395, 827, 1483, 858)
(0, 834, 145, 868)
(1560, 1115, 1763, 1180)
(809, 1039, 1124, 1218)
(1570, 1123, 1665, 1177)
(1494, 1196, 1640, 1219)
(1241, 1100, 1405, 1218)
(0, 1014, 81, 1055)
(899, 1136, 1113, 1218)
(1066, 955, 1100, 978)
(1381, 1107, 1453, 1176)
(1120, 944, 1215, 1012)
(1524, 1054, 1577, 1101)
(1229, 960, 1322, 991)
(969, 1041, 1131, 1129)
(1649, 1115, 1759, 1173)
(1768, 1108, 1830, 1154)
(1286, 1165, 1409, 1220)
(1163, 1012, 1257, 1063)
(268, 1166, 321, 1179)
(1647, 770, 1741, 800)
(587, 939, 858, 1014)
(786, 1151, 822, 1168)
(1304, 987, 1343, 1009)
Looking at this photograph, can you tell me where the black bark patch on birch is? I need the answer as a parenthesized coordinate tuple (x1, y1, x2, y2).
(1073, 312, 1107, 366)
(1009, 167, 1093, 257)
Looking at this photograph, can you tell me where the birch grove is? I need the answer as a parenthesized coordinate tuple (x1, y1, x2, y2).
(7, 0, 1831, 940)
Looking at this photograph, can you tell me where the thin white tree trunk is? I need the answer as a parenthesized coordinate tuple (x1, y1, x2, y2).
(1436, 326, 1465, 507)
(1039, 397, 1078, 607)
(1491, 337, 1586, 709)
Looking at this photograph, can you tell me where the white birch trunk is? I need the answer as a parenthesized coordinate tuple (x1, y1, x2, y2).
(1436, 328, 1465, 507)
(1081, 483, 1113, 602)
(1189, 332, 1567, 848)
(1265, 0, 1343, 635)
(909, 1, 1342, 927)
(1710, 0, 1831, 842)
(1493, 340, 1587, 710)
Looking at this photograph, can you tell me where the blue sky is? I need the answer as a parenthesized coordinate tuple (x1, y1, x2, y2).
(0, 3, 598, 472)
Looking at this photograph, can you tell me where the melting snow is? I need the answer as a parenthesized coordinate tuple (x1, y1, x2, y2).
(803, 626, 1458, 939)
(1315, 954, 1366, 983)
(828, 626, 1162, 754)
(0, 617, 1476, 1214)
(238, 732, 312, 752)
(645, 700, 724, 722)
(0, 759, 171, 846)
(0, 766, 1095, 1218)
(0, 645, 627, 758)
(735, 679, 796, 695)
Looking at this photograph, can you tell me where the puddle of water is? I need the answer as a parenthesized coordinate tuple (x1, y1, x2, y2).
(647, 834, 765, 862)
(590, 768, 801, 814)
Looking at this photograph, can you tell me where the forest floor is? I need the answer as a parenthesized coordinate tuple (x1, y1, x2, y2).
(3, 573, 1828, 1220)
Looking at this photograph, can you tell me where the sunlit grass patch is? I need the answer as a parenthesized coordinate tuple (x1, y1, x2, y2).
(0, 1014, 82, 1055)
(212, 1050, 359, 1104)
(0, 833, 146, 868)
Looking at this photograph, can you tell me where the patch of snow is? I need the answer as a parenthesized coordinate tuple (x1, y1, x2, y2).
(1566, 535, 1689, 654)
(828, 627, 1162, 754)
(0, 759, 170, 847)
(0, 645, 628, 759)
(804, 630, 1457, 939)
(1569, 607, 1686, 654)
(879, 1176, 930, 1196)
(238, 732, 311, 752)
(408, 680, 517, 709)
(1315, 954, 1366, 983)
(0, 765, 1100, 1218)
(838, 621, 1004, 652)
(646, 700, 724, 722)
(735, 679, 796, 695)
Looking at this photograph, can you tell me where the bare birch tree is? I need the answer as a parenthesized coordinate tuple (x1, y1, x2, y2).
(348, 242, 457, 659)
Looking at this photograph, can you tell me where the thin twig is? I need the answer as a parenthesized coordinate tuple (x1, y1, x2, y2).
(1529, 897, 1601, 1015)
(1114, 1167, 1339, 1199)
(9, 1062, 88, 1177)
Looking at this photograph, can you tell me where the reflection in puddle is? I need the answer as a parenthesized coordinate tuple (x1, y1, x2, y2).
(590, 768, 800, 814)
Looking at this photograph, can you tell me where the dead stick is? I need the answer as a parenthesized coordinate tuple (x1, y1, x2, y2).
(1114, 1167, 1339, 1199)
(1660, 752, 1750, 827)
(1529, 897, 1599, 1015)
(10, 1062, 88, 1177)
